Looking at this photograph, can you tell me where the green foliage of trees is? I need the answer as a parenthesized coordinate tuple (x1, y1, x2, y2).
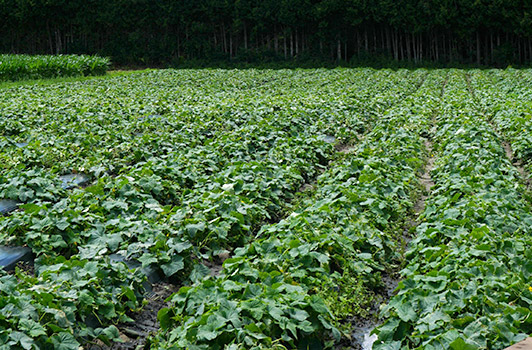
(1, 1, 531, 66)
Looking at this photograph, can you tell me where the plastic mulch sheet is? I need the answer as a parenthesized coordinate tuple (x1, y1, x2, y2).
(59, 173, 90, 189)
(0, 199, 18, 215)
(0, 246, 32, 271)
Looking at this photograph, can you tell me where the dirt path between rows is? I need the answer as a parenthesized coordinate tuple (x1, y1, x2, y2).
(417, 140, 436, 211)
(483, 120, 531, 191)
(502, 141, 532, 190)
(86, 283, 178, 350)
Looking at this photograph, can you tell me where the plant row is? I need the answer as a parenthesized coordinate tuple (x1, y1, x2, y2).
(467, 69, 532, 176)
(374, 72, 532, 349)
(144, 71, 444, 350)
(0, 69, 425, 348)
(0, 55, 110, 81)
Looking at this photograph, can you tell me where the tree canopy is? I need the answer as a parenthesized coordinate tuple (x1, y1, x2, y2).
(1, 0, 531, 65)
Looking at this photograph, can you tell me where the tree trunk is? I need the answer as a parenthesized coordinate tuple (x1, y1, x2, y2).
(55, 29, 62, 54)
(442, 32, 447, 61)
(412, 33, 417, 62)
(406, 33, 411, 61)
(295, 29, 299, 55)
(386, 27, 391, 57)
(435, 33, 439, 61)
(448, 34, 452, 62)
(364, 27, 368, 51)
(373, 26, 377, 52)
(484, 32, 489, 65)
(381, 28, 385, 51)
(399, 33, 403, 60)
(356, 30, 360, 55)
(392, 30, 396, 60)
(517, 37, 522, 63)
(229, 32, 233, 58)
(244, 24, 248, 50)
(528, 38, 532, 63)
(284, 32, 287, 59)
(290, 31, 294, 57)
(47, 21, 53, 54)
(222, 24, 227, 53)
(344, 40, 348, 61)
(490, 31, 493, 63)
(177, 27, 181, 57)
(274, 28, 278, 53)
(420, 34, 423, 61)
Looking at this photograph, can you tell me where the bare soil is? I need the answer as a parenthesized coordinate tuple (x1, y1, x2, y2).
(7, 260, 35, 276)
(85, 283, 178, 350)
(338, 144, 356, 154)
(299, 182, 315, 192)
(502, 141, 532, 189)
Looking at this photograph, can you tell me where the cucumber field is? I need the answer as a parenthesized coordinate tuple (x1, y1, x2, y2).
(1, 68, 532, 350)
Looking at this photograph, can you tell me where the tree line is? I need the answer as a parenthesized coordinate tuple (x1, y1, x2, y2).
(1, 0, 532, 66)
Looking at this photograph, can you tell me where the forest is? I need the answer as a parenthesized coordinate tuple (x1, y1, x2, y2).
(1, 0, 532, 66)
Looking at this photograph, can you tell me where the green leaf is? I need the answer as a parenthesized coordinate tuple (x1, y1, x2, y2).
(138, 254, 158, 267)
(289, 308, 309, 322)
(449, 337, 478, 350)
(196, 325, 219, 341)
(161, 255, 185, 276)
(9, 331, 33, 350)
(309, 295, 329, 314)
(395, 302, 418, 322)
(51, 332, 80, 350)
(20, 203, 44, 214)
(158, 308, 173, 330)
(19, 319, 46, 337)
(98, 325, 121, 341)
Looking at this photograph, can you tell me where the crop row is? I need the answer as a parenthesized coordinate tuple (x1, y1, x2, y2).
(0, 69, 425, 348)
(144, 71, 445, 349)
(374, 72, 532, 349)
(466, 69, 532, 176)
(0, 55, 110, 81)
